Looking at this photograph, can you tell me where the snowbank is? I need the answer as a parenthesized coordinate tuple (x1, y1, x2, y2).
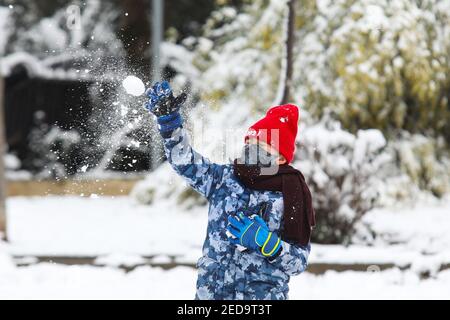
(0, 51, 102, 80)
(0, 6, 11, 55)
(0, 243, 15, 272)
(2, 195, 450, 299)
(5, 195, 450, 274)
(0, 261, 449, 299)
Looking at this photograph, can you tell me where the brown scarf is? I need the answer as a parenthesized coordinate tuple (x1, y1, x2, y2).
(233, 159, 315, 246)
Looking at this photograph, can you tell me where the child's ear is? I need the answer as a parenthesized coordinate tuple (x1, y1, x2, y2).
(276, 155, 287, 165)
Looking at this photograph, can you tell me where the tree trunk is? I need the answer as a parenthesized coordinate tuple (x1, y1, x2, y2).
(150, 0, 164, 170)
(277, 0, 296, 105)
(0, 75, 7, 240)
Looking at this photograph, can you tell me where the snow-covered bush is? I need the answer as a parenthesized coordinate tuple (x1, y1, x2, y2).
(3, 152, 32, 181)
(0, 6, 11, 56)
(296, 0, 450, 138)
(0, 248, 15, 273)
(369, 133, 450, 205)
(176, 0, 450, 198)
(4, 153, 21, 171)
(184, 0, 287, 112)
(185, 0, 450, 139)
(295, 113, 389, 244)
(392, 133, 450, 198)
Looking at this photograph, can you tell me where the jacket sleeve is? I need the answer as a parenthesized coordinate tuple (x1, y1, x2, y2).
(161, 125, 223, 199)
(269, 241, 311, 276)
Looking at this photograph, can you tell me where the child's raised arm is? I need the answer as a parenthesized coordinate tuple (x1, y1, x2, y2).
(145, 81, 223, 199)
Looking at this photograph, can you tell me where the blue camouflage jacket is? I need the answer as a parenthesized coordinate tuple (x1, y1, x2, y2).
(162, 126, 310, 300)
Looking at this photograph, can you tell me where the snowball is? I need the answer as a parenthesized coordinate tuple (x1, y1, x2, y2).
(122, 76, 145, 96)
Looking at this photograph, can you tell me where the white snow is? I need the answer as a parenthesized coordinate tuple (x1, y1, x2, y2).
(0, 257, 449, 299)
(0, 247, 15, 272)
(34, 17, 68, 51)
(6, 196, 206, 257)
(0, 6, 11, 55)
(122, 75, 146, 96)
(0, 52, 49, 77)
(0, 0, 448, 300)
(4, 195, 450, 269)
(291, 268, 450, 300)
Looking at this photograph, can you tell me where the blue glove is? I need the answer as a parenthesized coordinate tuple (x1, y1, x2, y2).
(227, 213, 282, 258)
(144, 81, 187, 135)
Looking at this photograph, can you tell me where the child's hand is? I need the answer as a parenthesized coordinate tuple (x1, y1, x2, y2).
(144, 81, 187, 117)
(227, 213, 282, 258)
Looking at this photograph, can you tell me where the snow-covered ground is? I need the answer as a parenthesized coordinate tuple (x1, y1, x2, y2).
(6, 196, 450, 267)
(6, 196, 206, 258)
(1, 195, 450, 299)
(1, 256, 449, 299)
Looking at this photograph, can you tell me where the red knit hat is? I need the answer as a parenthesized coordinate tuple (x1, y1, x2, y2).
(245, 104, 299, 164)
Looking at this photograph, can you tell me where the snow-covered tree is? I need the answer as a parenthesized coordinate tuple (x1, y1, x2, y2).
(295, 112, 389, 243)
(295, 0, 450, 138)
(132, 0, 450, 244)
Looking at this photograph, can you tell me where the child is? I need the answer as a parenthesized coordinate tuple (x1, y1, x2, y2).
(145, 81, 315, 300)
